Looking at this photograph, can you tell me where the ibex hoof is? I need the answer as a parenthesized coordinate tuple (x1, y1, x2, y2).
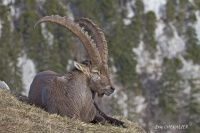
(109, 118, 126, 128)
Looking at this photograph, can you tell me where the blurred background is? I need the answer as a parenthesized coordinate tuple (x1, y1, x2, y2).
(1, 0, 200, 132)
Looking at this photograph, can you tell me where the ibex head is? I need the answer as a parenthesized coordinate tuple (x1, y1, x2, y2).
(74, 60, 114, 97)
(34, 16, 115, 97)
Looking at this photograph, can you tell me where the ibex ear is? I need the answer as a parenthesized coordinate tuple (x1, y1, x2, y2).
(74, 61, 88, 74)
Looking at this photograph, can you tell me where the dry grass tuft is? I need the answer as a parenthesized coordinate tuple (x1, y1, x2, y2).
(0, 89, 146, 133)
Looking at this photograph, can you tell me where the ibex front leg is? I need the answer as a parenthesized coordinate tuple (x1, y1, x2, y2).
(93, 102, 125, 127)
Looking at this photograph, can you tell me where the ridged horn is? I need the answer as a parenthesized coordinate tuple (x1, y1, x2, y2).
(75, 18, 108, 64)
(34, 15, 101, 67)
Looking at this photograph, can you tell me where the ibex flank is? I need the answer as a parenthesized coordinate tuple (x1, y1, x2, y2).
(29, 15, 124, 127)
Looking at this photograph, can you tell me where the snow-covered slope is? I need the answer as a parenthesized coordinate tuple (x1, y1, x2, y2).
(132, 0, 200, 81)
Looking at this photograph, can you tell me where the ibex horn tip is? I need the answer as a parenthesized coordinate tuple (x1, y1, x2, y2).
(34, 20, 42, 29)
(34, 23, 38, 29)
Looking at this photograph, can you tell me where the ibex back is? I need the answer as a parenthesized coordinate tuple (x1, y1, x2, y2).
(29, 15, 124, 126)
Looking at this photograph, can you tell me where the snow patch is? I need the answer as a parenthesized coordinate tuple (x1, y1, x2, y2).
(183, 85, 191, 94)
(194, 11, 200, 41)
(134, 96, 146, 113)
(41, 23, 54, 46)
(133, 41, 163, 80)
(18, 54, 36, 96)
(178, 56, 200, 79)
(157, 23, 186, 58)
(126, 1, 134, 18)
(133, 22, 186, 80)
(114, 91, 128, 117)
(188, 0, 194, 5)
(111, 65, 117, 73)
(67, 4, 74, 20)
(155, 20, 165, 39)
(0, 20, 2, 37)
(123, 1, 134, 25)
(142, 0, 167, 19)
(123, 19, 132, 25)
(2, 0, 14, 5)
(67, 59, 73, 71)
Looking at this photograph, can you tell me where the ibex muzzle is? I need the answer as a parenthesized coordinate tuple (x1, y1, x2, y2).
(29, 15, 124, 127)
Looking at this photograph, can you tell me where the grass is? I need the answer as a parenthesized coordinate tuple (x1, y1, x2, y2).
(0, 89, 146, 133)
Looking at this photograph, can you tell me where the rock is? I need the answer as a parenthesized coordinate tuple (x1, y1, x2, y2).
(0, 80, 10, 90)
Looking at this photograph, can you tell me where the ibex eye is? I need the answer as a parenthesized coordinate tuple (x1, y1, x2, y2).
(92, 70, 100, 75)
(96, 71, 100, 75)
(95, 71, 100, 75)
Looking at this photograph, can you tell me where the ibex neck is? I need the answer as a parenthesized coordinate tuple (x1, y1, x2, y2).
(63, 70, 89, 89)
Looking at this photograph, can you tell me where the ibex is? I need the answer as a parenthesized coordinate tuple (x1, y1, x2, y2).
(29, 15, 124, 126)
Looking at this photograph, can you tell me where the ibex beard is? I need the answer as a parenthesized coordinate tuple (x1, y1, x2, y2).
(29, 15, 124, 127)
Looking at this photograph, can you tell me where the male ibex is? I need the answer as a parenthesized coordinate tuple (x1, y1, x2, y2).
(29, 15, 124, 126)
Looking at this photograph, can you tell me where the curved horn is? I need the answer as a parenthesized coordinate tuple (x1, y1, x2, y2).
(75, 18, 108, 64)
(34, 15, 101, 67)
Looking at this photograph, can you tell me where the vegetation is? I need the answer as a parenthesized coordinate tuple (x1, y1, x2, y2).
(0, 89, 145, 133)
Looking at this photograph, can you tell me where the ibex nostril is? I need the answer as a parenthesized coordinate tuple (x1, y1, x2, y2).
(111, 87, 115, 91)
